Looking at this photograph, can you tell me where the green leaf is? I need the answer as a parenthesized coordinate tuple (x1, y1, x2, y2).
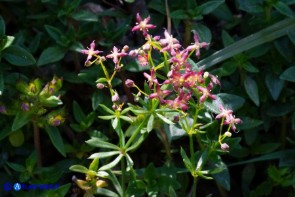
(292, 112, 295, 130)
(106, 170, 123, 195)
(265, 72, 284, 100)
(288, 30, 295, 45)
(45, 25, 63, 42)
(280, 66, 295, 82)
(212, 162, 230, 191)
(9, 130, 24, 147)
(221, 30, 235, 47)
(86, 137, 120, 150)
(244, 76, 259, 106)
(71, 10, 98, 22)
(200, 0, 224, 15)
(72, 101, 86, 122)
(266, 102, 295, 117)
(37, 46, 66, 66)
(12, 111, 33, 131)
(89, 151, 120, 159)
(0, 72, 4, 95)
(204, 96, 224, 114)
(0, 16, 5, 37)
(192, 23, 212, 43)
(196, 18, 295, 69)
(96, 188, 119, 197)
(169, 186, 177, 197)
(99, 154, 123, 171)
(147, 114, 154, 132)
(99, 104, 115, 114)
(217, 93, 245, 111)
(273, 1, 294, 17)
(253, 143, 281, 155)
(274, 37, 294, 62)
(237, 117, 263, 130)
(170, 10, 189, 19)
(45, 183, 71, 197)
(180, 147, 194, 172)
(46, 126, 66, 157)
(2, 45, 36, 66)
(92, 91, 105, 110)
(156, 113, 174, 124)
(6, 162, 26, 172)
(242, 62, 259, 73)
(0, 35, 15, 52)
(217, 61, 237, 76)
(40, 95, 63, 107)
(196, 150, 207, 171)
(69, 165, 89, 174)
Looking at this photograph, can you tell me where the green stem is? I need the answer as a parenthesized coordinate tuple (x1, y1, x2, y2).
(125, 116, 149, 148)
(192, 177, 198, 197)
(121, 157, 126, 197)
(33, 121, 42, 168)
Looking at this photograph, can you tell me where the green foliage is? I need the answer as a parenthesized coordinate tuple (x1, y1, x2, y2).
(1, 0, 295, 196)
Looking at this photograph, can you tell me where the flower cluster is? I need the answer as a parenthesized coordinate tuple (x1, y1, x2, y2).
(80, 13, 241, 151)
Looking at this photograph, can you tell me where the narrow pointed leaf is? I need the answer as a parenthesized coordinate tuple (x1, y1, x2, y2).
(196, 18, 295, 69)
(69, 165, 89, 174)
(96, 188, 119, 197)
(86, 137, 120, 150)
(46, 126, 66, 157)
(244, 76, 259, 106)
(99, 154, 123, 171)
(280, 66, 295, 82)
(89, 151, 120, 159)
(73, 100, 86, 122)
(12, 111, 33, 131)
(147, 114, 154, 132)
(265, 73, 284, 100)
(99, 104, 115, 114)
(37, 46, 66, 66)
(180, 147, 194, 172)
(273, 1, 294, 18)
(156, 113, 174, 124)
(106, 170, 122, 196)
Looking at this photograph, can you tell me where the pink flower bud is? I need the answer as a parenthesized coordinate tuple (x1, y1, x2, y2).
(125, 79, 135, 88)
(221, 143, 229, 151)
(112, 92, 120, 102)
(96, 83, 105, 89)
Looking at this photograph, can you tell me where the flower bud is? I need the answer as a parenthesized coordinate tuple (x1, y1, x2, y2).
(122, 45, 129, 53)
(96, 83, 105, 89)
(221, 143, 229, 151)
(224, 131, 232, 137)
(85, 61, 92, 67)
(112, 92, 120, 102)
(125, 79, 135, 88)
(0, 105, 7, 113)
(21, 102, 30, 112)
(203, 71, 209, 79)
(142, 43, 150, 51)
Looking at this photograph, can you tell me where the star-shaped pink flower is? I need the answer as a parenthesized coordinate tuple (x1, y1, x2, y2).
(106, 46, 127, 64)
(81, 41, 102, 65)
(132, 13, 156, 37)
(186, 32, 208, 58)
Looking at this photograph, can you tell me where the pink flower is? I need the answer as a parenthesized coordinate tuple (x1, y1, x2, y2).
(215, 105, 233, 120)
(224, 114, 242, 131)
(149, 84, 171, 103)
(138, 53, 149, 66)
(159, 30, 181, 55)
(132, 13, 156, 37)
(21, 102, 30, 112)
(106, 46, 127, 64)
(143, 68, 158, 88)
(81, 41, 102, 65)
(186, 32, 208, 58)
(165, 90, 191, 111)
(197, 83, 216, 103)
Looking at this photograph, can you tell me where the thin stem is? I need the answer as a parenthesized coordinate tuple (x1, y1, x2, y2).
(33, 121, 42, 168)
(158, 127, 172, 163)
(125, 116, 149, 148)
(184, 20, 192, 47)
(192, 177, 198, 197)
(165, 0, 171, 34)
(121, 157, 126, 197)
